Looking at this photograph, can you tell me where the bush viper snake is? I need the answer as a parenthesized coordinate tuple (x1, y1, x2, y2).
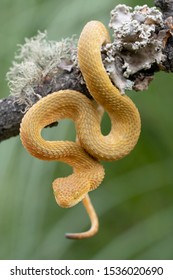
(20, 21, 141, 239)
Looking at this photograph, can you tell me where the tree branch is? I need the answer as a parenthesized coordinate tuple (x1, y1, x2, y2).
(154, 0, 173, 19)
(1, 0, 173, 142)
(0, 69, 90, 141)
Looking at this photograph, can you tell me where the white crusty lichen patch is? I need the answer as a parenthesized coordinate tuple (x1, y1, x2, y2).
(104, 4, 166, 92)
(6, 31, 77, 106)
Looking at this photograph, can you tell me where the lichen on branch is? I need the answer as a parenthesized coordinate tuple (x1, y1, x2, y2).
(6, 4, 172, 99)
(6, 31, 78, 108)
(103, 4, 166, 92)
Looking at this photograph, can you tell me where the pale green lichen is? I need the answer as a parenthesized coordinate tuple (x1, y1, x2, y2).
(6, 31, 77, 105)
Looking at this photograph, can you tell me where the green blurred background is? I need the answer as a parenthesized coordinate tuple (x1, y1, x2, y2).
(0, 0, 173, 260)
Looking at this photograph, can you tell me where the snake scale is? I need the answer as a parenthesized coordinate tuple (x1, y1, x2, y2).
(20, 21, 141, 239)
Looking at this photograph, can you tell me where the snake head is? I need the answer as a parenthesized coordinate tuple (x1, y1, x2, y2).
(52, 173, 91, 208)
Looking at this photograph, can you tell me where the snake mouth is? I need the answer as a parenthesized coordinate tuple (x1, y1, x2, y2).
(55, 191, 88, 208)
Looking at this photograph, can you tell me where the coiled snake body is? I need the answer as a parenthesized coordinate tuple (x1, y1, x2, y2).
(20, 21, 141, 239)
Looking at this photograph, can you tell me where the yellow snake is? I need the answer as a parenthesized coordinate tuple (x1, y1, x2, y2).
(20, 21, 141, 239)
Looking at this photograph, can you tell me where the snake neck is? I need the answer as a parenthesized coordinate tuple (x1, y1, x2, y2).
(78, 21, 137, 114)
(77, 21, 141, 161)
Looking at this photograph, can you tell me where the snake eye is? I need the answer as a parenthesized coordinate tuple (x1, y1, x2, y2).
(73, 191, 80, 200)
